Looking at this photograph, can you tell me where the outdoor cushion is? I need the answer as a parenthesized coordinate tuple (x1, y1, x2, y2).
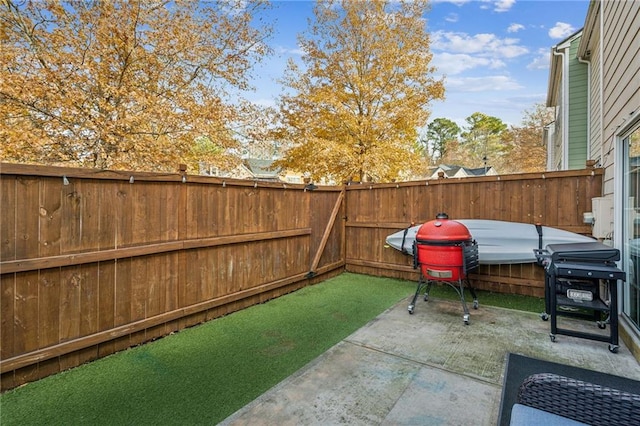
(509, 404, 588, 426)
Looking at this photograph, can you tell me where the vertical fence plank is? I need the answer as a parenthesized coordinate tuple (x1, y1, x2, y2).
(15, 177, 40, 259)
(131, 256, 147, 322)
(59, 267, 81, 343)
(146, 254, 162, 318)
(38, 269, 60, 349)
(39, 178, 62, 257)
(81, 181, 102, 252)
(60, 180, 83, 254)
(14, 271, 39, 354)
(0, 175, 16, 261)
(542, 177, 559, 225)
(1, 274, 15, 359)
(98, 181, 116, 250)
(115, 181, 134, 248)
(114, 258, 132, 327)
(80, 264, 99, 337)
(97, 261, 116, 357)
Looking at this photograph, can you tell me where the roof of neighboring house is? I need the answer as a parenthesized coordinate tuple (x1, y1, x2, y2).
(578, 1, 599, 59)
(428, 165, 460, 177)
(243, 159, 281, 181)
(428, 164, 495, 179)
(463, 167, 493, 177)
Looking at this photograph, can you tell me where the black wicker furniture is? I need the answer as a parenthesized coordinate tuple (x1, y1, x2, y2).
(514, 372, 640, 426)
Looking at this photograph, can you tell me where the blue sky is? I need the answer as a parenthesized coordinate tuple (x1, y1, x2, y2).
(245, 0, 590, 128)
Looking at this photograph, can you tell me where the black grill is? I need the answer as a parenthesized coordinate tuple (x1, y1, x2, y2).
(534, 241, 625, 353)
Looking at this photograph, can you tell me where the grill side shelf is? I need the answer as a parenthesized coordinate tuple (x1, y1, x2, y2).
(553, 262, 626, 281)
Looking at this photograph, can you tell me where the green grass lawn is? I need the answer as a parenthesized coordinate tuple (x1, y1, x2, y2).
(0, 273, 543, 425)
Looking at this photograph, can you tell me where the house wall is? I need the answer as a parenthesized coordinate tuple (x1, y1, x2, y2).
(587, 27, 602, 166)
(595, 0, 640, 359)
(601, 0, 640, 197)
(567, 39, 589, 169)
(553, 98, 564, 170)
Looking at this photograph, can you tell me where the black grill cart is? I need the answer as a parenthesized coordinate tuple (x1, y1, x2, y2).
(534, 242, 625, 353)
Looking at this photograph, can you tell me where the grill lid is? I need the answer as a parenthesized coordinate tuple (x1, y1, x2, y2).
(416, 213, 472, 243)
(545, 242, 620, 263)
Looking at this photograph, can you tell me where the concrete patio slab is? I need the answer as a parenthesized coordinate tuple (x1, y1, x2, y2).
(220, 296, 640, 425)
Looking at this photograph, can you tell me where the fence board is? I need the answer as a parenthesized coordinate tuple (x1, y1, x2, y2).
(97, 261, 116, 332)
(80, 264, 99, 337)
(14, 271, 39, 354)
(115, 182, 135, 248)
(0, 176, 16, 261)
(61, 181, 82, 254)
(507, 180, 523, 221)
(131, 256, 148, 321)
(15, 177, 40, 259)
(39, 269, 61, 349)
(83, 181, 103, 252)
(97, 182, 115, 250)
(59, 267, 82, 343)
(114, 259, 132, 327)
(40, 179, 62, 257)
(0, 274, 15, 360)
(542, 176, 560, 225)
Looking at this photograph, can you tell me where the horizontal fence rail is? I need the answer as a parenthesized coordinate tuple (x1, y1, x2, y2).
(0, 163, 602, 390)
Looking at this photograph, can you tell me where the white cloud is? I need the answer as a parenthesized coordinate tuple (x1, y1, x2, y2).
(445, 75, 523, 92)
(476, 0, 515, 12)
(431, 31, 528, 59)
(445, 13, 459, 23)
(507, 23, 525, 33)
(527, 48, 550, 70)
(431, 0, 471, 6)
(276, 46, 305, 56)
(433, 53, 506, 75)
(548, 22, 576, 39)
(250, 98, 277, 108)
(493, 0, 516, 13)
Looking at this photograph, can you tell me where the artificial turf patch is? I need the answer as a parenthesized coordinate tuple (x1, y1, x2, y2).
(0, 273, 415, 425)
(0, 272, 543, 425)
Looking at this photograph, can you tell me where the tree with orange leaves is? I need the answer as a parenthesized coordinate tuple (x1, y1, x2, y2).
(0, 0, 272, 172)
(502, 103, 553, 173)
(273, 0, 444, 183)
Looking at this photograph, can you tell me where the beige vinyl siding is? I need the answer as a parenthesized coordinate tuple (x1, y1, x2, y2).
(601, 0, 640, 196)
(553, 103, 563, 170)
(589, 34, 602, 166)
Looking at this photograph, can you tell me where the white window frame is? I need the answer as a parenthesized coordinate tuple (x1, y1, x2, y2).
(617, 112, 640, 327)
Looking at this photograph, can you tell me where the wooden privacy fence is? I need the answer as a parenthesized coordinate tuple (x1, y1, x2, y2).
(0, 163, 346, 390)
(345, 167, 603, 296)
(0, 163, 602, 390)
